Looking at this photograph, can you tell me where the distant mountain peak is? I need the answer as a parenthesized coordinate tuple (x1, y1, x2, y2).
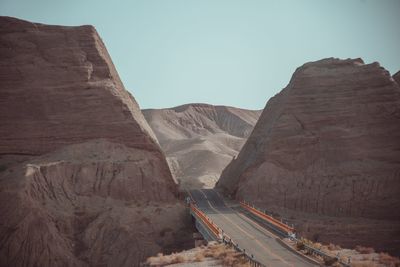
(142, 103, 261, 189)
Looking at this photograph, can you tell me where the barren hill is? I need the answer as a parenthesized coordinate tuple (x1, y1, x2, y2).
(143, 104, 261, 188)
(216, 58, 400, 255)
(0, 16, 192, 267)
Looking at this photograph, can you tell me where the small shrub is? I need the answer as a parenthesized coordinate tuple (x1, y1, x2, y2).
(327, 243, 341, 251)
(194, 253, 204, 262)
(170, 255, 185, 264)
(379, 252, 400, 266)
(296, 241, 305, 251)
(305, 249, 313, 256)
(204, 249, 214, 257)
(324, 256, 338, 266)
(355, 245, 375, 254)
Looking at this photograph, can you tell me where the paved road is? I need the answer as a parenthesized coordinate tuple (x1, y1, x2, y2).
(189, 189, 318, 267)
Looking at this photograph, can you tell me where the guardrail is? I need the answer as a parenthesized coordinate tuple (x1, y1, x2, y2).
(241, 200, 351, 267)
(294, 238, 351, 267)
(240, 200, 295, 237)
(222, 234, 266, 267)
(189, 203, 221, 240)
(188, 199, 265, 267)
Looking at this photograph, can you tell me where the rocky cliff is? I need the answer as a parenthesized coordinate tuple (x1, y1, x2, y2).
(143, 104, 261, 188)
(0, 17, 191, 267)
(0, 17, 158, 155)
(216, 58, 400, 253)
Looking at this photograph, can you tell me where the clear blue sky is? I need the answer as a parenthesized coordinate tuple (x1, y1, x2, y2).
(1, 0, 399, 110)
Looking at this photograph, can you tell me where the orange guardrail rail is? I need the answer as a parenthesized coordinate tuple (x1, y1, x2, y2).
(190, 203, 221, 239)
(240, 201, 295, 235)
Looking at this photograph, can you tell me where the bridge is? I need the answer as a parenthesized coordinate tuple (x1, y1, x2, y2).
(188, 189, 320, 267)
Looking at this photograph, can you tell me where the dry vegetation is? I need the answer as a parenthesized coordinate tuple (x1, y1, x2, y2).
(202, 243, 250, 266)
(145, 242, 251, 266)
(291, 238, 400, 267)
(355, 246, 376, 254)
(378, 253, 400, 267)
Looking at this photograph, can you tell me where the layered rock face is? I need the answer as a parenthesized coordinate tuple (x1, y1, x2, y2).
(0, 17, 190, 267)
(0, 16, 157, 155)
(143, 104, 261, 188)
(0, 141, 191, 267)
(217, 58, 400, 252)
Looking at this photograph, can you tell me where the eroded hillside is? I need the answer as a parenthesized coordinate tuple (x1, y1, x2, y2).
(143, 104, 261, 188)
(0, 16, 192, 266)
(217, 58, 400, 255)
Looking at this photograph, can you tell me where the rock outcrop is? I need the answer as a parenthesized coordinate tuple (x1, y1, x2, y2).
(0, 16, 158, 156)
(143, 104, 261, 188)
(0, 16, 191, 267)
(394, 71, 400, 85)
(216, 58, 400, 253)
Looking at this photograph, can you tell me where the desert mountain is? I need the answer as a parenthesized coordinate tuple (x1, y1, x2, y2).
(394, 71, 400, 85)
(216, 58, 400, 255)
(0, 16, 192, 267)
(143, 104, 261, 188)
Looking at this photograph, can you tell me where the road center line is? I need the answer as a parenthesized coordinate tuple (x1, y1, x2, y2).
(196, 189, 293, 266)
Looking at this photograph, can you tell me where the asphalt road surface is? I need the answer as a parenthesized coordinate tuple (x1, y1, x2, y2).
(189, 189, 319, 267)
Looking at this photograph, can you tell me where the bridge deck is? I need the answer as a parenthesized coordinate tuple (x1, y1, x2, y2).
(189, 189, 318, 267)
